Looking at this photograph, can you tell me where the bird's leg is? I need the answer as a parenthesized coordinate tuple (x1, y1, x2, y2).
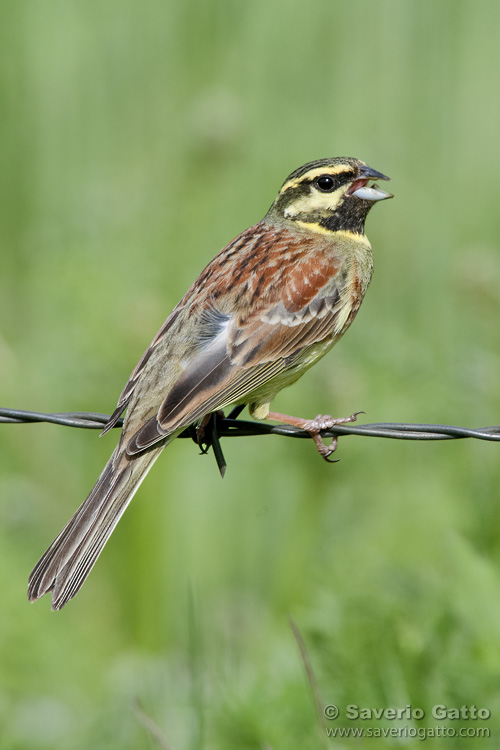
(266, 410, 363, 462)
(196, 411, 226, 448)
(194, 412, 227, 477)
(196, 412, 214, 449)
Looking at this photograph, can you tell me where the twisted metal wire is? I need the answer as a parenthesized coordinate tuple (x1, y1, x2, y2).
(2, 406, 499, 476)
(1, 407, 499, 441)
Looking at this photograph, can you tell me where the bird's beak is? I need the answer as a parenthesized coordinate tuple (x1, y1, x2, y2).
(348, 164, 393, 201)
(359, 165, 391, 182)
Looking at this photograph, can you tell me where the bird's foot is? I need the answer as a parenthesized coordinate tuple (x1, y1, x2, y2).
(194, 414, 209, 452)
(196, 411, 226, 452)
(267, 410, 363, 462)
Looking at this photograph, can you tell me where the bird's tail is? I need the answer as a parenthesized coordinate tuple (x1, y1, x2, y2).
(28, 436, 170, 610)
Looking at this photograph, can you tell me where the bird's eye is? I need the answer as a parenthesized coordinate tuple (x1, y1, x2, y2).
(316, 175, 335, 192)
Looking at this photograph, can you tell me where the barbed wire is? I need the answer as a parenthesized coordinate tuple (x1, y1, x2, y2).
(2, 406, 499, 477)
(2, 406, 500, 440)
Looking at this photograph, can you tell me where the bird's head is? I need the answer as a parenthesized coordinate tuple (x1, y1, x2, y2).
(267, 157, 392, 235)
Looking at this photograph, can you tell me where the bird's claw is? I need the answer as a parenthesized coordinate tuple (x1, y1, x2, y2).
(311, 432, 340, 462)
(306, 411, 362, 461)
(196, 411, 226, 456)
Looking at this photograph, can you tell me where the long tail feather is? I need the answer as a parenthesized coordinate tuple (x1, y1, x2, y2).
(28, 437, 170, 610)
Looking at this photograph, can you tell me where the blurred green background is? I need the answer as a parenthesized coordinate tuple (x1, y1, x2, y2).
(1, 1, 500, 748)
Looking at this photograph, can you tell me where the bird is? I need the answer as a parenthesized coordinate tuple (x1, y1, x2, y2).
(28, 156, 392, 609)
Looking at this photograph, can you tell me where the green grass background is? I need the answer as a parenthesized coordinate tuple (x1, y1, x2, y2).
(1, 1, 500, 748)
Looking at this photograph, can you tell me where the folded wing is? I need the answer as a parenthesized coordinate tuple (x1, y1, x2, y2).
(126, 248, 351, 454)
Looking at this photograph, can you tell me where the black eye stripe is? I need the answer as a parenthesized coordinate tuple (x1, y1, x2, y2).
(280, 169, 357, 197)
(312, 170, 357, 193)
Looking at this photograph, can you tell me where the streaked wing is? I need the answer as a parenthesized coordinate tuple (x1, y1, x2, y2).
(127, 246, 353, 453)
